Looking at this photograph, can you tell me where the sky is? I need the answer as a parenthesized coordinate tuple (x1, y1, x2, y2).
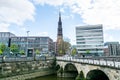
(0, 0, 120, 45)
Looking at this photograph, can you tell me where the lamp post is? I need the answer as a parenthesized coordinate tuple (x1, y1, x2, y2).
(27, 31, 30, 37)
(26, 31, 30, 56)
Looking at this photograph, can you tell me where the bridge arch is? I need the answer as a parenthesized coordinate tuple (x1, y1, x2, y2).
(57, 58, 120, 80)
(64, 63, 78, 77)
(55, 64, 60, 71)
(86, 69, 109, 80)
(64, 63, 78, 72)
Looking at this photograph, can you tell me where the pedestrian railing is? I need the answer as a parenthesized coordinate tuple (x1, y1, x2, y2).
(0, 56, 54, 62)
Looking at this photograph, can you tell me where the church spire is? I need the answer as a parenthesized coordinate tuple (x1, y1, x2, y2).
(56, 11, 63, 55)
(59, 11, 61, 23)
(57, 11, 63, 37)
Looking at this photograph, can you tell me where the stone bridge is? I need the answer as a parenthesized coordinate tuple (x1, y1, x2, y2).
(56, 57, 120, 80)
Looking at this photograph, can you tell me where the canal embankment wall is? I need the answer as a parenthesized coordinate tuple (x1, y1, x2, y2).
(0, 59, 56, 80)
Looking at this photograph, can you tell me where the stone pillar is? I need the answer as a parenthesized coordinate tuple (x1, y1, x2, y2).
(76, 70, 85, 80)
(57, 66, 63, 77)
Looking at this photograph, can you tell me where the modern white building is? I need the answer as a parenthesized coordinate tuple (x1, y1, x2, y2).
(76, 24, 104, 56)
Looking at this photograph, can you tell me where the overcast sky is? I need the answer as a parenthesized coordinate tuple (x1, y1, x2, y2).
(0, 0, 120, 44)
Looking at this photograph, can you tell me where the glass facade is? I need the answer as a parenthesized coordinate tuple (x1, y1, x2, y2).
(0, 32, 54, 56)
(0, 32, 16, 45)
(76, 24, 104, 56)
(11, 37, 54, 54)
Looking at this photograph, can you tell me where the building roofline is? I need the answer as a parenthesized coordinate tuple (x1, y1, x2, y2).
(76, 24, 103, 28)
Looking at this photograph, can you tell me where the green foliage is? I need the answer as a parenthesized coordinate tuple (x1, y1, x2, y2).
(19, 50, 25, 55)
(51, 57, 57, 69)
(0, 49, 3, 55)
(72, 48, 77, 56)
(0, 43, 6, 52)
(58, 41, 71, 55)
(35, 49, 40, 54)
(76, 70, 85, 80)
(86, 50, 90, 54)
(63, 41, 71, 53)
(58, 42, 64, 55)
(10, 44, 19, 53)
(59, 50, 63, 54)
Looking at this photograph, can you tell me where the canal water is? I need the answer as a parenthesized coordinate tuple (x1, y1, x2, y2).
(29, 74, 75, 80)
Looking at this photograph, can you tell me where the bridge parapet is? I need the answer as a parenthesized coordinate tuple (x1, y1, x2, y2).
(0, 56, 54, 63)
(56, 57, 120, 69)
(57, 57, 120, 80)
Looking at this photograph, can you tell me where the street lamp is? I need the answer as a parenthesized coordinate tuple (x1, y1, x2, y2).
(26, 31, 30, 56)
(27, 31, 30, 37)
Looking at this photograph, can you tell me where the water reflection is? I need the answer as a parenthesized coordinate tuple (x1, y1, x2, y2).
(28, 74, 75, 80)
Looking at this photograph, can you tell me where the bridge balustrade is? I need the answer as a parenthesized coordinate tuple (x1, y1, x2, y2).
(0, 56, 54, 63)
(56, 57, 120, 69)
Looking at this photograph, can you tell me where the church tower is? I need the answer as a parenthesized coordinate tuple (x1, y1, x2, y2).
(57, 12, 63, 44)
(56, 12, 63, 55)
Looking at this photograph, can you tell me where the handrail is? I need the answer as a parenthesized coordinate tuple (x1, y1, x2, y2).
(0, 56, 54, 63)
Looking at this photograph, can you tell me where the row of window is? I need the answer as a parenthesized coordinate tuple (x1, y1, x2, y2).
(77, 41, 103, 44)
(76, 29, 103, 33)
(77, 49, 103, 51)
(76, 33, 103, 37)
(11, 37, 49, 41)
(76, 26, 102, 30)
(77, 38, 103, 41)
(77, 45, 103, 47)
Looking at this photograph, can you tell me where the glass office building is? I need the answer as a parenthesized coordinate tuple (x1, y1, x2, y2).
(11, 36, 54, 55)
(0, 32, 16, 45)
(76, 24, 104, 56)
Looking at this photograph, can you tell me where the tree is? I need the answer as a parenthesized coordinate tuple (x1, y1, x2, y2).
(35, 49, 40, 54)
(86, 50, 90, 54)
(72, 48, 77, 56)
(63, 41, 71, 54)
(10, 44, 19, 53)
(59, 50, 63, 54)
(57, 41, 71, 55)
(0, 49, 3, 55)
(19, 50, 25, 55)
(0, 43, 6, 52)
(0, 43, 6, 55)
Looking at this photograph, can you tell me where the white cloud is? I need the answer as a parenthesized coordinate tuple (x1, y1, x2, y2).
(34, 0, 120, 29)
(104, 33, 114, 42)
(21, 27, 26, 31)
(0, 0, 35, 31)
(39, 32, 48, 36)
(34, 0, 65, 6)
(79, 0, 120, 29)
(0, 23, 9, 32)
(60, 8, 65, 13)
